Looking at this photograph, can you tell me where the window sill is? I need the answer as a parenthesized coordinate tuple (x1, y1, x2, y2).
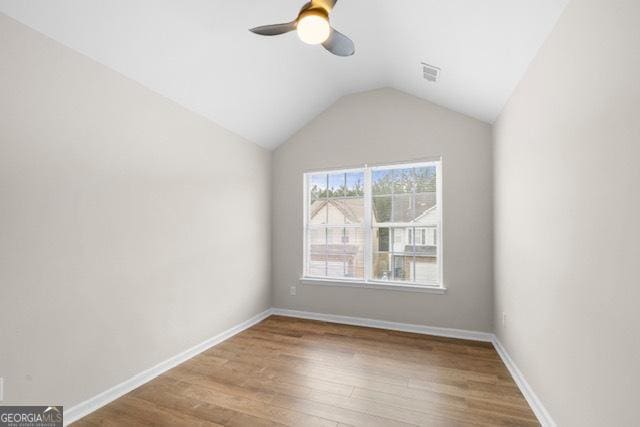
(299, 277, 447, 294)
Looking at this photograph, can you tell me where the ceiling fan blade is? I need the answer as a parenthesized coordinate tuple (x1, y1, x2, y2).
(322, 28, 354, 56)
(311, 0, 338, 12)
(249, 21, 296, 36)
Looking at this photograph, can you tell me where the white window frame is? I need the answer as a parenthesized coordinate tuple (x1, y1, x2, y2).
(301, 159, 445, 294)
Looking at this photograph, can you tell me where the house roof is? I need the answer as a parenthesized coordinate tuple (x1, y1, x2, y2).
(310, 198, 363, 224)
(310, 192, 436, 224)
(387, 192, 436, 224)
(0, 0, 568, 149)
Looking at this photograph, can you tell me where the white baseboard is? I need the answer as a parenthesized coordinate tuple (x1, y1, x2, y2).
(271, 308, 494, 342)
(273, 307, 554, 426)
(64, 307, 553, 427)
(63, 308, 273, 425)
(492, 337, 556, 427)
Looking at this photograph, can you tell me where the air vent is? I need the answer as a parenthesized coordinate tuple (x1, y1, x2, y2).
(421, 63, 441, 82)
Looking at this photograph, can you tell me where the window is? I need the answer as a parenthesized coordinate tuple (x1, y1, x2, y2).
(303, 160, 442, 289)
(306, 170, 366, 279)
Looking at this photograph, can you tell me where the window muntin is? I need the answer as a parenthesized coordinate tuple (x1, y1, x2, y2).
(304, 161, 442, 288)
(306, 171, 366, 280)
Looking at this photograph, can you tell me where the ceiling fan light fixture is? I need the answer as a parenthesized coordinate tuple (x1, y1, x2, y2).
(249, 1, 354, 57)
(296, 11, 330, 45)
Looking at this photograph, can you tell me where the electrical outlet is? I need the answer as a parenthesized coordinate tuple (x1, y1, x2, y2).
(502, 312, 507, 328)
(290, 286, 296, 296)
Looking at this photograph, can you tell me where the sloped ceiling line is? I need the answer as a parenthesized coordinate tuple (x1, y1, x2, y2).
(0, 0, 568, 149)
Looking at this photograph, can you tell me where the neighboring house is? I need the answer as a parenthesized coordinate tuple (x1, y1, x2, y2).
(309, 192, 439, 284)
(308, 198, 365, 278)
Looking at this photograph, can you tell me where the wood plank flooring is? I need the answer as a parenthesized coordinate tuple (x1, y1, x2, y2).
(73, 315, 538, 426)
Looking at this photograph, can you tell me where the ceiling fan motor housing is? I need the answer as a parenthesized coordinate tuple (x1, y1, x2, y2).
(298, 7, 329, 23)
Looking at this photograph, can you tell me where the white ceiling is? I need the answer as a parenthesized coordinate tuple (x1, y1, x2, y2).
(0, 0, 568, 149)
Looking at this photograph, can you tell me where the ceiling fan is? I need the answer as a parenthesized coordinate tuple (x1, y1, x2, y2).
(249, 0, 355, 57)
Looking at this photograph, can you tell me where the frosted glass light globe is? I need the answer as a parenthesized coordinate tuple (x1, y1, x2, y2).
(297, 14, 330, 45)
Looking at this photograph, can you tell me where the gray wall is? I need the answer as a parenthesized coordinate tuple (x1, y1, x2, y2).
(272, 88, 494, 332)
(493, 0, 640, 425)
(0, 14, 271, 408)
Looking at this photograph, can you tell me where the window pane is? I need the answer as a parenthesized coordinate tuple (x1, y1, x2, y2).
(308, 228, 326, 276)
(415, 191, 437, 223)
(376, 227, 389, 252)
(413, 227, 439, 283)
(325, 228, 365, 279)
(372, 252, 391, 281)
(391, 193, 413, 222)
(373, 253, 413, 281)
(415, 166, 437, 222)
(392, 255, 410, 281)
(312, 171, 365, 226)
(326, 228, 344, 277)
(413, 257, 439, 284)
(326, 227, 343, 246)
(309, 200, 328, 225)
(374, 227, 413, 254)
(413, 227, 437, 246)
(372, 170, 392, 195)
(308, 256, 326, 276)
(328, 173, 346, 197)
(347, 228, 365, 279)
(415, 166, 437, 193)
(392, 168, 414, 194)
(309, 174, 328, 200)
(326, 198, 364, 225)
(372, 196, 391, 223)
(372, 165, 438, 224)
(345, 172, 364, 196)
(392, 227, 414, 254)
(372, 226, 438, 284)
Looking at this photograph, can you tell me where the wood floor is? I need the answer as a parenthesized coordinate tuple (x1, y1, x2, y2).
(73, 315, 538, 426)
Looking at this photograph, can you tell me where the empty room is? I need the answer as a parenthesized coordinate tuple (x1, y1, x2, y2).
(1, 0, 638, 426)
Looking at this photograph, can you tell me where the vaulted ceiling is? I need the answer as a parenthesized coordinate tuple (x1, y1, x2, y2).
(0, 0, 568, 149)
